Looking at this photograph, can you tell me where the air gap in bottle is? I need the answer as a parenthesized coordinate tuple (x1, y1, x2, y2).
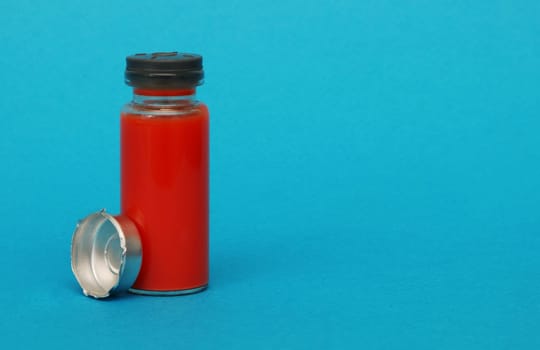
(122, 52, 209, 295)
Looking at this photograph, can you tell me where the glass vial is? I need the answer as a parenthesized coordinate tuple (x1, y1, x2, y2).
(121, 52, 209, 295)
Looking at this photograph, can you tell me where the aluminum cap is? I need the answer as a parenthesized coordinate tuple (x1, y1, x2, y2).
(71, 210, 142, 298)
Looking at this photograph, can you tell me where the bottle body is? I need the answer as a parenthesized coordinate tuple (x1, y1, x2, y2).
(121, 90, 209, 294)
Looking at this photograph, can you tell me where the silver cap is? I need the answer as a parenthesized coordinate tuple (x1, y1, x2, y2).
(71, 210, 142, 298)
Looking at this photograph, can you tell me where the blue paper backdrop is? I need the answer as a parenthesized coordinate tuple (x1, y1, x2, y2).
(1, 0, 539, 348)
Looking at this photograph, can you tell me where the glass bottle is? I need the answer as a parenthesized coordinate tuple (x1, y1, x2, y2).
(121, 52, 209, 295)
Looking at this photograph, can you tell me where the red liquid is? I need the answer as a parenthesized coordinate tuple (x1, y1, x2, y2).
(121, 103, 209, 292)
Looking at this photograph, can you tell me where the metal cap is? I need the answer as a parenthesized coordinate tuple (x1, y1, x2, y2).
(71, 210, 142, 299)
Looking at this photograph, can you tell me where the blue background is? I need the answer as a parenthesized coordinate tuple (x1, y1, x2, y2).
(1, 0, 539, 348)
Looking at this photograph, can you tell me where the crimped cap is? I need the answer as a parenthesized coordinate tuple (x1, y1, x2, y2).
(71, 210, 142, 299)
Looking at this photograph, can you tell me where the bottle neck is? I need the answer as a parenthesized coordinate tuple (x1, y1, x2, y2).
(132, 88, 197, 107)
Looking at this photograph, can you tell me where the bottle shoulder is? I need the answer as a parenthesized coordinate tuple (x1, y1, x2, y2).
(122, 101, 208, 118)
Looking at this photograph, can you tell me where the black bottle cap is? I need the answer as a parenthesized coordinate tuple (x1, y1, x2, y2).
(125, 52, 204, 89)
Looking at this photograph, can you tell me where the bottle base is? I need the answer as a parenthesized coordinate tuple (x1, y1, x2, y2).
(128, 284, 208, 296)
